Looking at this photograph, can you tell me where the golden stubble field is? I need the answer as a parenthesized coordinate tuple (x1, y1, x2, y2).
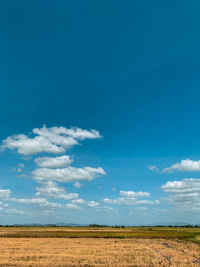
(0, 237, 200, 267)
(1, 227, 200, 266)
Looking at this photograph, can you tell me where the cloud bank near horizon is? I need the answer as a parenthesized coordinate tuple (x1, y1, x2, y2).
(1, 126, 200, 223)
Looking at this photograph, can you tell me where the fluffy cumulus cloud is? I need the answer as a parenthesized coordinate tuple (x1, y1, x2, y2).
(35, 155, 73, 168)
(72, 198, 99, 207)
(35, 181, 78, 200)
(9, 197, 62, 208)
(0, 125, 106, 215)
(162, 159, 200, 173)
(72, 198, 86, 204)
(162, 178, 200, 211)
(0, 188, 11, 199)
(0, 187, 66, 210)
(1, 125, 101, 155)
(33, 166, 105, 183)
(64, 198, 99, 210)
(65, 200, 99, 210)
(87, 201, 99, 207)
(103, 190, 159, 206)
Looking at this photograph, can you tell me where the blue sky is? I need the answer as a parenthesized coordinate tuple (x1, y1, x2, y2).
(1, 1, 200, 225)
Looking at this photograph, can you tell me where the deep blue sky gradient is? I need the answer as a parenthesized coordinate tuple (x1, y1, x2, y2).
(0, 1, 200, 224)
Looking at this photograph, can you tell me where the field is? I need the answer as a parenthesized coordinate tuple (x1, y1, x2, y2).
(0, 227, 200, 266)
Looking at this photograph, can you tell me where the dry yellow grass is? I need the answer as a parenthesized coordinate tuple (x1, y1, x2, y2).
(0, 238, 200, 266)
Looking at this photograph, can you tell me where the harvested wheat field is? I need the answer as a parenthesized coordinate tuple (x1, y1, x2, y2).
(0, 238, 200, 267)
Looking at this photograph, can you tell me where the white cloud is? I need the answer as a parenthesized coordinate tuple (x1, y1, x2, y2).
(35, 181, 78, 200)
(1, 125, 105, 213)
(14, 197, 48, 204)
(0, 188, 64, 209)
(0, 188, 11, 199)
(40, 201, 62, 208)
(65, 203, 81, 210)
(35, 155, 73, 168)
(1, 125, 101, 155)
(33, 166, 105, 183)
(103, 197, 157, 205)
(47, 127, 101, 140)
(10, 197, 63, 208)
(1, 133, 67, 155)
(73, 181, 82, 188)
(71, 198, 99, 207)
(162, 178, 200, 211)
(162, 178, 200, 193)
(72, 198, 86, 204)
(162, 159, 200, 173)
(103, 190, 158, 206)
(119, 191, 150, 198)
(87, 201, 99, 207)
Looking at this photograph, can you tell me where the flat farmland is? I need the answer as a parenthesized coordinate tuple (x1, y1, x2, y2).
(1, 226, 200, 240)
(0, 227, 200, 266)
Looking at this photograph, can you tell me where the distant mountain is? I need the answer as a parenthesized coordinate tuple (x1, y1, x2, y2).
(54, 223, 86, 226)
(148, 222, 194, 226)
